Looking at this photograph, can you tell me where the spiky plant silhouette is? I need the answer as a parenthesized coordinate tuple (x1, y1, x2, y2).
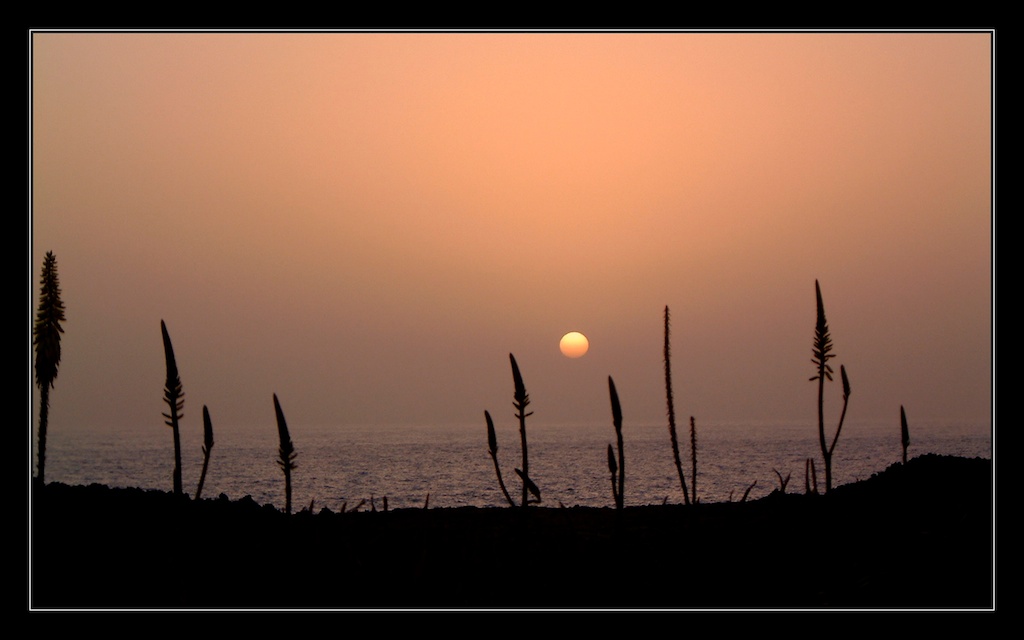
(607, 444, 618, 505)
(273, 394, 297, 515)
(484, 354, 540, 507)
(33, 251, 66, 485)
(773, 468, 792, 494)
(740, 480, 757, 503)
(901, 405, 910, 464)
(809, 281, 851, 493)
(194, 405, 215, 500)
(485, 410, 515, 507)
(663, 306, 690, 505)
(689, 416, 698, 504)
(607, 376, 625, 509)
(509, 354, 537, 506)
(160, 320, 185, 496)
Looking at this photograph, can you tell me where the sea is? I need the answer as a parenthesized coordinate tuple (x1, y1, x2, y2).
(40, 419, 993, 512)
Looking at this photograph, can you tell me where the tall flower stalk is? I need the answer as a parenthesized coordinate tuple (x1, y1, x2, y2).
(901, 405, 910, 464)
(689, 416, 698, 504)
(510, 354, 538, 507)
(273, 394, 297, 515)
(485, 410, 515, 507)
(608, 376, 625, 509)
(664, 306, 690, 505)
(195, 405, 215, 500)
(33, 251, 66, 485)
(160, 320, 184, 496)
(810, 281, 851, 493)
(484, 354, 539, 507)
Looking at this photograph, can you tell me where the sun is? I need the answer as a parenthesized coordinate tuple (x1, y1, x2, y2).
(559, 331, 590, 358)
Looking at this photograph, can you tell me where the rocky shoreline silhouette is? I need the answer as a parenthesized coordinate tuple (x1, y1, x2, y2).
(29, 454, 993, 610)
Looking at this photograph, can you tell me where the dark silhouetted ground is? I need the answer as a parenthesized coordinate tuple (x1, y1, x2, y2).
(29, 454, 993, 610)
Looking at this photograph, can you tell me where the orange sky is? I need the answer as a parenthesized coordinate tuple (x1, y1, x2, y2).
(31, 31, 992, 436)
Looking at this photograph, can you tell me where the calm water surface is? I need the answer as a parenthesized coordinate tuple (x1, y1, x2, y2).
(43, 420, 992, 512)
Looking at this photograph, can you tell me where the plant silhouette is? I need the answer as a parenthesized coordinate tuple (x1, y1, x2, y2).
(689, 416, 698, 503)
(606, 444, 618, 506)
(160, 320, 185, 496)
(809, 281, 851, 493)
(485, 410, 515, 507)
(33, 251, 66, 485)
(772, 468, 791, 493)
(739, 480, 757, 502)
(195, 405, 215, 500)
(901, 405, 910, 464)
(509, 354, 537, 506)
(514, 468, 541, 504)
(484, 354, 539, 507)
(663, 306, 690, 505)
(273, 393, 297, 515)
(805, 457, 818, 495)
(607, 376, 625, 509)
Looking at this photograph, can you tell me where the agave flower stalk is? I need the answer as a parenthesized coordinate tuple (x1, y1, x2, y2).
(607, 444, 619, 506)
(689, 416, 698, 504)
(828, 365, 851, 461)
(484, 354, 540, 507)
(485, 410, 515, 507)
(160, 320, 184, 496)
(608, 376, 625, 509)
(810, 281, 851, 494)
(510, 353, 536, 507)
(195, 405, 215, 500)
(33, 251, 66, 485)
(273, 394, 297, 515)
(664, 306, 690, 505)
(901, 405, 910, 464)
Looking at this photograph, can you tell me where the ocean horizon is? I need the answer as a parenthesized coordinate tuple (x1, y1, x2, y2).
(39, 419, 992, 512)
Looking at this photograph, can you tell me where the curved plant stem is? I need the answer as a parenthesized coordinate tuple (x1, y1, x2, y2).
(485, 410, 515, 507)
(689, 416, 698, 504)
(510, 354, 535, 507)
(664, 306, 690, 505)
(608, 376, 624, 509)
(160, 320, 184, 497)
(195, 405, 214, 500)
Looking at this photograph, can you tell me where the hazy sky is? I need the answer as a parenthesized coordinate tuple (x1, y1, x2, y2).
(30, 31, 992, 438)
